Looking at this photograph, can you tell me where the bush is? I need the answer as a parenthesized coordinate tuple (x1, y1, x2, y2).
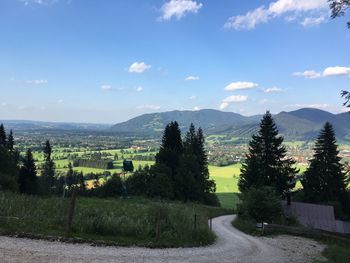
(202, 193, 220, 207)
(0, 172, 18, 192)
(87, 174, 123, 198)
(238, 186, 281, 223)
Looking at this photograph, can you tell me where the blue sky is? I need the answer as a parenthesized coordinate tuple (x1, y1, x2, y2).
(0, 0, 349, 123)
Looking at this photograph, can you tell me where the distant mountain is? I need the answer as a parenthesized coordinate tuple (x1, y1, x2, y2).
(111, 109, 260, 135)
(111, 108, 350, 141)
(0, 120, 111, 131)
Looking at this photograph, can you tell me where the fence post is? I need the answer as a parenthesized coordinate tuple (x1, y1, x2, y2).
(66, 188, 76, 234)
(155, 208, 161, 241)
(193, 214, 197, 237)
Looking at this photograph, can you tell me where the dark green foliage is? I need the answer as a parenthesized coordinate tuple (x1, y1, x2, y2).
(302, 123, 347, 206)
(73, 159, 114, 169)
(127, 122, 216, 205)
(18, 149, 37, 195)
(239, 111, 297, 196)
(329, 0, 350, 28)
(123, 159, 134, 172)
(40, 140, 55, 195)
(0, 124, 6, 147)
(238, 187, 282, 223)
(175, 154, 199, 201)
(6, 130, 14, 151)
(156, 121, 183, 178)
(87, 174, 123, 197)
(0, 125, 18, 191)
(127, 165, 174, 199)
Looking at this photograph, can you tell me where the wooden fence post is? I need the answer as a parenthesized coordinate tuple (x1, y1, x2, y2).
(193, 214, 197, 237)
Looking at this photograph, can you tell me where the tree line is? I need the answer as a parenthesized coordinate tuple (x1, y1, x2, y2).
(238, 112, 350, 223)
(126, 122, 218, 205)
(0, 122, 218, 206)
(73, 159, 114, 170)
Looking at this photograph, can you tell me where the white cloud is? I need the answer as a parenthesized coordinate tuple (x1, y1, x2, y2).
(159, 0, 202, 21)
(128, 62, 151, 73)
(225, 0, 328, 30)
(225, 7, 270, 30)
(193, 106, 200, 111)
(101, 85, 112, 91)
(223, 95, 248, 103)
(1, 102, 7, 107)
(57, 99, 63, 103)
(185, 75, 199, 81)
(20, 0, 58, 5)
(293, 66, 350, 78)
(136, 86, 143, 92)
(136, 105, 161, 110)
(189, 95, 197, 100)
(26, 79, 48, 85)
(293, 70, 322, 79)
(301, 15, 326, 27)
(220, 102, 230, 110)
(263, 87, 283, 93)
(224, 81, 258, 91)
(323, 66, 350, 77)
(220, 95, 248, 110)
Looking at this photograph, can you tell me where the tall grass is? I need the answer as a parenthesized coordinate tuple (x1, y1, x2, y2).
(0, 192, 229, 247)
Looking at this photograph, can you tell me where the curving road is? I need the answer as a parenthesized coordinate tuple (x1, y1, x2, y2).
(0, 215, 325, 263)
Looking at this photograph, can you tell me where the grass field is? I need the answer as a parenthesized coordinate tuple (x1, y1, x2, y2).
(208, 164, 241, 209)
(0, 192, 230, 247)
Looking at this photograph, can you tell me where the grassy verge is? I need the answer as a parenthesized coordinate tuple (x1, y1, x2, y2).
(216, 192, 240, 210)
(0, 192, 231, 247)
(232, 216, 350, 263)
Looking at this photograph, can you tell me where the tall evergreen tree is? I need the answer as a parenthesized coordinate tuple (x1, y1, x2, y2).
(40, 140, 55, 194)
(0, 124, 7, 147)
(0, 126, 18, 191)
(239, 111, 297, 196)
(155, 121, 183, 184)
(6, 130, 14, 151)
(19, 149, 37, 195)
(302, 122, 347, 204)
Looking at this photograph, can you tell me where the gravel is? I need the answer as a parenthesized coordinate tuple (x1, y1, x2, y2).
(0, 215, 326, 263)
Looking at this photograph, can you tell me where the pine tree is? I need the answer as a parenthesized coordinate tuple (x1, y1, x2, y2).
(41, 140, 55, 194)
(302, 122, 347, 204)
(19, 149, 37, 195)
(155, 121, 183, 181)
(239, 111, 297, 196)
(6, 130, 14, 151)
(183, 124, 215, 201)
(0, 124, 7, 147)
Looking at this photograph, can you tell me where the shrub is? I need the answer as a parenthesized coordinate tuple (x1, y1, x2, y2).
(238, 186, 281, 223)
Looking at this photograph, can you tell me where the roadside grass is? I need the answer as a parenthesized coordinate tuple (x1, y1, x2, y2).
(233, 216, 350, 263)
(322, 242, 350, 263)
(216, 193, 240, 210)
(0, 192, 231, 247)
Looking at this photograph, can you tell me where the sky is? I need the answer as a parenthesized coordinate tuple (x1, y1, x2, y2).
(0, 0, 349, 124)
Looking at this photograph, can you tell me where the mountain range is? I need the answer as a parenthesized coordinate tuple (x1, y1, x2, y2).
(2, 108, 349, 141)
(111, 108, 350, 141)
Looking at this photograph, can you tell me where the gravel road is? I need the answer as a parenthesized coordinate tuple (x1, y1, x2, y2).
(0, 215, 326, 263)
